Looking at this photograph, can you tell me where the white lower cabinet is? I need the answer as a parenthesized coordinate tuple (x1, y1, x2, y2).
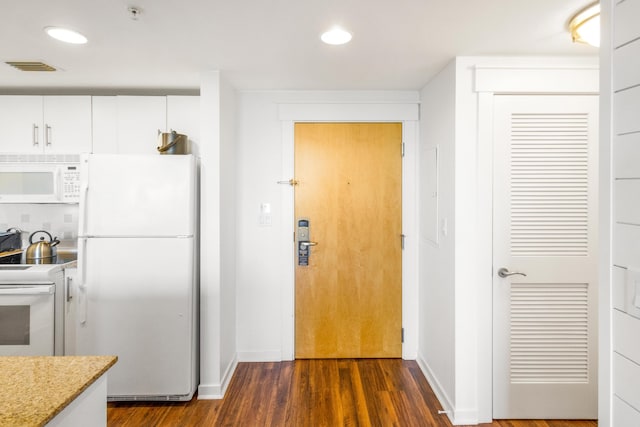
(64, 267, 78, 355)
(46, 375, 108, 427)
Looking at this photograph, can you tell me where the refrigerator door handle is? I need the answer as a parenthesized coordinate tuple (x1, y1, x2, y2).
(79, 154, 90, 237)
(78, 237, 88, 325)
(79, 183, 89, 236)
(78, 283, 88, 325)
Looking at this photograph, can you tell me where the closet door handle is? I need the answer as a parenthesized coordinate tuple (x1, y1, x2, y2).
(497, 267, 527, 278)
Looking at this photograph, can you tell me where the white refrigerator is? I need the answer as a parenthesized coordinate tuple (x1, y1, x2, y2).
(76, 153, 198, 401)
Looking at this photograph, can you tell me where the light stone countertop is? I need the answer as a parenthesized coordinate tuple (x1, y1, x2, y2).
(0, 355, 117, 427)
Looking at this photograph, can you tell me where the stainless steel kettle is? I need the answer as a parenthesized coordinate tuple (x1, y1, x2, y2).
(157, 130, 189, 155)
(26, 230, 60, 264)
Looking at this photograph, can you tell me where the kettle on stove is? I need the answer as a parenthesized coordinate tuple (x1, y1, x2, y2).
(26, 230, 60, 264)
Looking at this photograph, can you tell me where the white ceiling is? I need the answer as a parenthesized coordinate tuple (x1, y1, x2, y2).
(2, 0, 598, 92)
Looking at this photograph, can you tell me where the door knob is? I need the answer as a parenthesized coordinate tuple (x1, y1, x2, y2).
(497, 267, 526, 278)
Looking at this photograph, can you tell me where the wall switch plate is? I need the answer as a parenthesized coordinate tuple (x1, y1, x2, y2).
(258, 202, 272, 227)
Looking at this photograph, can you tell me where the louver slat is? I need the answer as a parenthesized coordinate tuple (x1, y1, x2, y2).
(510, 113, 589, 256)
(510, 283, 589, 384)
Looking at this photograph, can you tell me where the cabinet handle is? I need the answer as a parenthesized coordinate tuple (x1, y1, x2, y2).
(45, 124, 52, 146)
(33, 124, 39, 146)
(66, 276, 73, 302)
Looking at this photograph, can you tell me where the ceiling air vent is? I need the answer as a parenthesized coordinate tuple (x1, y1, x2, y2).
(5, 61, 56, 72)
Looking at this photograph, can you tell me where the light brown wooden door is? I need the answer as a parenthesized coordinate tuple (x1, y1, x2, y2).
(294, 122, 402, 358)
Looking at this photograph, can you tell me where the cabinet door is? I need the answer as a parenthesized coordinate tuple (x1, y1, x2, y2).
(167, 96, 200, 156)
(116, 96, 167, 154)
(91, 96, 117, 154)
(0, 96, 43, 153)
(43, 96, 92, 154)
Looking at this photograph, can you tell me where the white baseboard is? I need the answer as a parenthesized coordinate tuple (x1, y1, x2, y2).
(197, 383, 223, 399)
(197, 354, 239, 400)
(237, 350, 282, 362)
(417, 353, 478, 425)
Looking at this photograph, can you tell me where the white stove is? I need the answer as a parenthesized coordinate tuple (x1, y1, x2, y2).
(0, 263, 69, 283)
(0, 261, 75, 356)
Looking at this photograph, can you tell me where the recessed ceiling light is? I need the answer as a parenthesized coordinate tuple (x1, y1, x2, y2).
(321, 27, 352, 45)
(44, 27, 88, 45)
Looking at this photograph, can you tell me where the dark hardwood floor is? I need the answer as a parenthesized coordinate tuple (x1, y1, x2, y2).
(108, 359, 598, 426)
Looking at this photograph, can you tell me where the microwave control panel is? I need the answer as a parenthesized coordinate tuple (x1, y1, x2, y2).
(62, 165, 81, 202)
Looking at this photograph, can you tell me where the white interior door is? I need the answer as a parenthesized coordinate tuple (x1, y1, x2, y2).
(492, 95, 598, 419)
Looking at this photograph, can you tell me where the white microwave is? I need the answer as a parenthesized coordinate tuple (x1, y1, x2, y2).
(0, 158, 81, 203)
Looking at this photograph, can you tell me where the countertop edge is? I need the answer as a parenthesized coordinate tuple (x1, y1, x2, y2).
(41, 356, 118, 426)
(0, 355, 118, 427)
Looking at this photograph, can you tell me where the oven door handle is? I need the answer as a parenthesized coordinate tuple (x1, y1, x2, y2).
(0, 285, 55, 295)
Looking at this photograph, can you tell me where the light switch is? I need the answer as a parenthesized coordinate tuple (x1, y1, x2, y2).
(258, 202, 272, 227)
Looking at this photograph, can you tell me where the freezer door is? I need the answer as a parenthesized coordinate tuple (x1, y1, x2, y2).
(76, 237, 196, 398)
(80, 154, 196, 236)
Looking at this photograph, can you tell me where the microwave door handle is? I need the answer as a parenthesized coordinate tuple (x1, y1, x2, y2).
(0, 285, 55, 295)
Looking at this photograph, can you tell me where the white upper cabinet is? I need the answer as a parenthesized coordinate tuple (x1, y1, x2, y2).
(0, 96, 91, 154)
(167, 96, 200, 156)
(92, 95, 199, 154)
(91, 96, 118, 154)
(116, 96, 167, 154)
(0, 96, 41, 153)
(43, 97, 92, 154)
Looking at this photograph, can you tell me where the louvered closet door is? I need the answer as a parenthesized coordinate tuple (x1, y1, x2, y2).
(492, 95, 598, 419)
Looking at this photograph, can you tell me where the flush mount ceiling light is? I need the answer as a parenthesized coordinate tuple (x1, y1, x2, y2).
(569, 2, 600, 47)
(44, 27, 88, 44)
(321, 27, 352, 45)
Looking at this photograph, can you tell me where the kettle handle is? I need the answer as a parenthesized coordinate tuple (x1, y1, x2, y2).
(157, 134, 185, 152)
(29, 230, 53, 244)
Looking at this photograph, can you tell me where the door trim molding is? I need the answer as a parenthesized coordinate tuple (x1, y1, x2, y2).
(278, 103, 419, 360)
(472, 61, 599, 422)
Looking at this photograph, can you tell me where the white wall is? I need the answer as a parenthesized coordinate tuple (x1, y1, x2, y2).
(606, 0, 640, 425)
(198, 71, 238, 398)
(418, 59, 457, 416)
(234, 90, 420, 361)
(235, 92, 289, 359)
(219, 75, 238, 388)
(599, 0, 612, 425)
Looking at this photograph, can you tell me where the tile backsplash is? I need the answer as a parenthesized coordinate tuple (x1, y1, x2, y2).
(0, 204, 78, 249)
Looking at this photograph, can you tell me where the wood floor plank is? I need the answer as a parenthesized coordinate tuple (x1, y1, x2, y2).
(107, 360, 598, 426)
(264, 361, 294, 426)
(339, 360, 371, 427)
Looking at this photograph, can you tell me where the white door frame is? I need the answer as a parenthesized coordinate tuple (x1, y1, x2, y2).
(473, 59, 599, 422)
(277, 102, 419, 360)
